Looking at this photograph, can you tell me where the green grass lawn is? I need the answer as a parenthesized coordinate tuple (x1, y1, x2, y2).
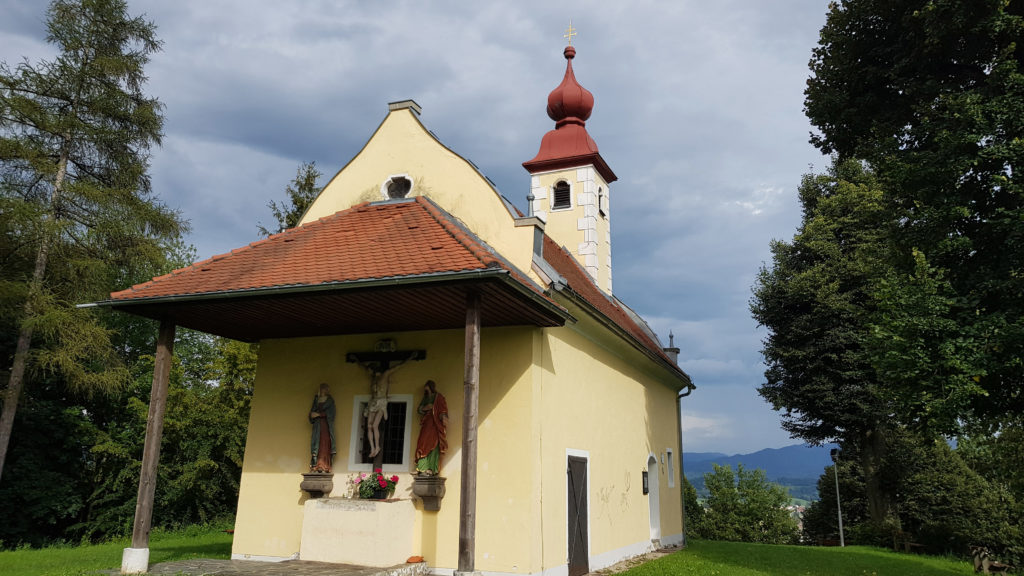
(618, 539, 977, 576)
(0, 523, 233, 576)
(1, 530, 982, 576)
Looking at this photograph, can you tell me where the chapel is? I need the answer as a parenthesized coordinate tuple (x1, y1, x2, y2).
(102, 40, 694, 576)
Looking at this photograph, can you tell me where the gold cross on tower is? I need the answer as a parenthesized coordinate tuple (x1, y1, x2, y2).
(563, 20, 577, 45)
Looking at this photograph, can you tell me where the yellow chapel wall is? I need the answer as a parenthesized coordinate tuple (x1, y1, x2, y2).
(532, 312, 684, 573)
(232, 326, 539, 573)
(299, 107, 536, 278)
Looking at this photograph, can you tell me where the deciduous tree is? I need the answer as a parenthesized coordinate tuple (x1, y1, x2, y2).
(682, 476, 704, 538)
(958, 418, 1024, 507)
(804, 0, 1024, 432)
(695, 464, 797, 544)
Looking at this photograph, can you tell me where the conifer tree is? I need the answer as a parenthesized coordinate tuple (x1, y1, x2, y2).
(0, 0, 184, 481)
(258, 161, 322, 236)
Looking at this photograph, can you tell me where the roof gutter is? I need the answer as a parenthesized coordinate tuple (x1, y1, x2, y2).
(677, 384, 693, 548)
(83, 268, 574, 324)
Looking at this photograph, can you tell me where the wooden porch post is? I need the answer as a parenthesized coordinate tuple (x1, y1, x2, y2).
(121, 319, 175, 574)
(457, 293, 481, 574)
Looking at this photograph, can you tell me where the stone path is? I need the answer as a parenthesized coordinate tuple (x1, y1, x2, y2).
(100, 559, 429, 576)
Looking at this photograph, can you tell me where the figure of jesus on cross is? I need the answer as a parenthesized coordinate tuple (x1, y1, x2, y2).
(347, 343, 425, 462)
(358, 354, 415, 457)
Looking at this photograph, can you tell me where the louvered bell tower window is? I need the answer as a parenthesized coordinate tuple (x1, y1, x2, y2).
(552, 181, 571, 209)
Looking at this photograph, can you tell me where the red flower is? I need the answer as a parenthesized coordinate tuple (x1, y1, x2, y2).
(390, 475, 399, 483)
(374, 468, 382, 473)
(378, 478, 387, 488)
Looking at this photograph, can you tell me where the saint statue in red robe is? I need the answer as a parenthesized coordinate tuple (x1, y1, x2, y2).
(414, 380, 448, 475)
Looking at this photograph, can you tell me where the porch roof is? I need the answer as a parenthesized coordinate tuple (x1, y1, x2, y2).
(90, 196, 570, 341)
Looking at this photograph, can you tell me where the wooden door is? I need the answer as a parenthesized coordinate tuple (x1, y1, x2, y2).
(567, 455, 589, 576)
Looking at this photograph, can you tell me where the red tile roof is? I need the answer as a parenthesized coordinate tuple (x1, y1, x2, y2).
(107, 193, 683, 383)
(111, 196, 544, 302)
(541, 235, 689, 382)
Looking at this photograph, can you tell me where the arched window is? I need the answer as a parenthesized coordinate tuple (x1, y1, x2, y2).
(552, 181, 571, 209)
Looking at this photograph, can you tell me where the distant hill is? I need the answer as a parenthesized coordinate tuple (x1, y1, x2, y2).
(685, 451, 729, 462)
(684, 444, 838, 480)
(683, 443, 839, 502)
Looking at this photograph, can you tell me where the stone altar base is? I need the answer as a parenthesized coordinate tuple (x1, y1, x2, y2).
(300, 498, 415, 567)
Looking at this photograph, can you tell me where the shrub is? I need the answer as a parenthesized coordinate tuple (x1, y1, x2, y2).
(692, 464, 799, 544)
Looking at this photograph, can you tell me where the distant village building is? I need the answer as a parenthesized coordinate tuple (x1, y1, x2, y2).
(102, 40, 694, 576)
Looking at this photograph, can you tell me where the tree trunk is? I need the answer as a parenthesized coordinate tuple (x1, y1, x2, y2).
(0, 143, 69, 482)
(860, 425, 890, 526)
(0, 300, 40, 483)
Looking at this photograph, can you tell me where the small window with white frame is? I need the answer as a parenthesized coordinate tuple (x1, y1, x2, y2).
(552, 180, 571, 210)
(598, 187, 606, 218)
(666, 448, 676, 487)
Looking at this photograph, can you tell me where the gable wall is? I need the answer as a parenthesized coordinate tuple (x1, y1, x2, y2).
(299, 109, 536, 277)
(232, 326, 537, 571)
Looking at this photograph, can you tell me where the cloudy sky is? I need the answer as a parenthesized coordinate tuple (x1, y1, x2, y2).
(2, 0, 831, 455)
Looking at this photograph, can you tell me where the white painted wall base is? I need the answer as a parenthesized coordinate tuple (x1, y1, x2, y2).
(662, 532, 684, 547)
(120, 547, 149, 574)
(590, 537, 657, 572)
(537, 564, 569, 576)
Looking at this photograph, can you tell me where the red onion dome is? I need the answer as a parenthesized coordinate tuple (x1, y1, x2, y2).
(546, 46, 594, 124)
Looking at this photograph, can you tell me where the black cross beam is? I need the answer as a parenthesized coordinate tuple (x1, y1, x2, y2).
(345, 349, 426, 369)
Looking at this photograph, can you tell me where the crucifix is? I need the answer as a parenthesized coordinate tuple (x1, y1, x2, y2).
(346, 341, 426, 468)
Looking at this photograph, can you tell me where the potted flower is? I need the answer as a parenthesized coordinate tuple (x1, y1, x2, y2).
(351, 468, 399, 499)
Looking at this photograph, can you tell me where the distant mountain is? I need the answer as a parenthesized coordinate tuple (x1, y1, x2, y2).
(684, 443, 837, 481)
(685, 451, 729, 463)
(683, 443, 839, 502)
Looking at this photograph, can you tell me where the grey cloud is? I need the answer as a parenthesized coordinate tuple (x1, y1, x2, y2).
(0, 0, 830, 453)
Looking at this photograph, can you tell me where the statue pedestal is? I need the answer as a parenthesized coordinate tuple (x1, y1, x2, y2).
(300, 498, 414, 567)
(300, 472, 334, 498)
(412, 475, 446, 511)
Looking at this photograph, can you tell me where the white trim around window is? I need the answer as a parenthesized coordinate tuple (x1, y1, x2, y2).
(346, 393, 414, 473)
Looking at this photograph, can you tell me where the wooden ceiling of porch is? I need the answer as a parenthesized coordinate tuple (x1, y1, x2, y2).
(106, 275, 568, 342)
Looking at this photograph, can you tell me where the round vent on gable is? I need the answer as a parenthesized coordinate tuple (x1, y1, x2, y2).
(383, 175, 412, 199)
